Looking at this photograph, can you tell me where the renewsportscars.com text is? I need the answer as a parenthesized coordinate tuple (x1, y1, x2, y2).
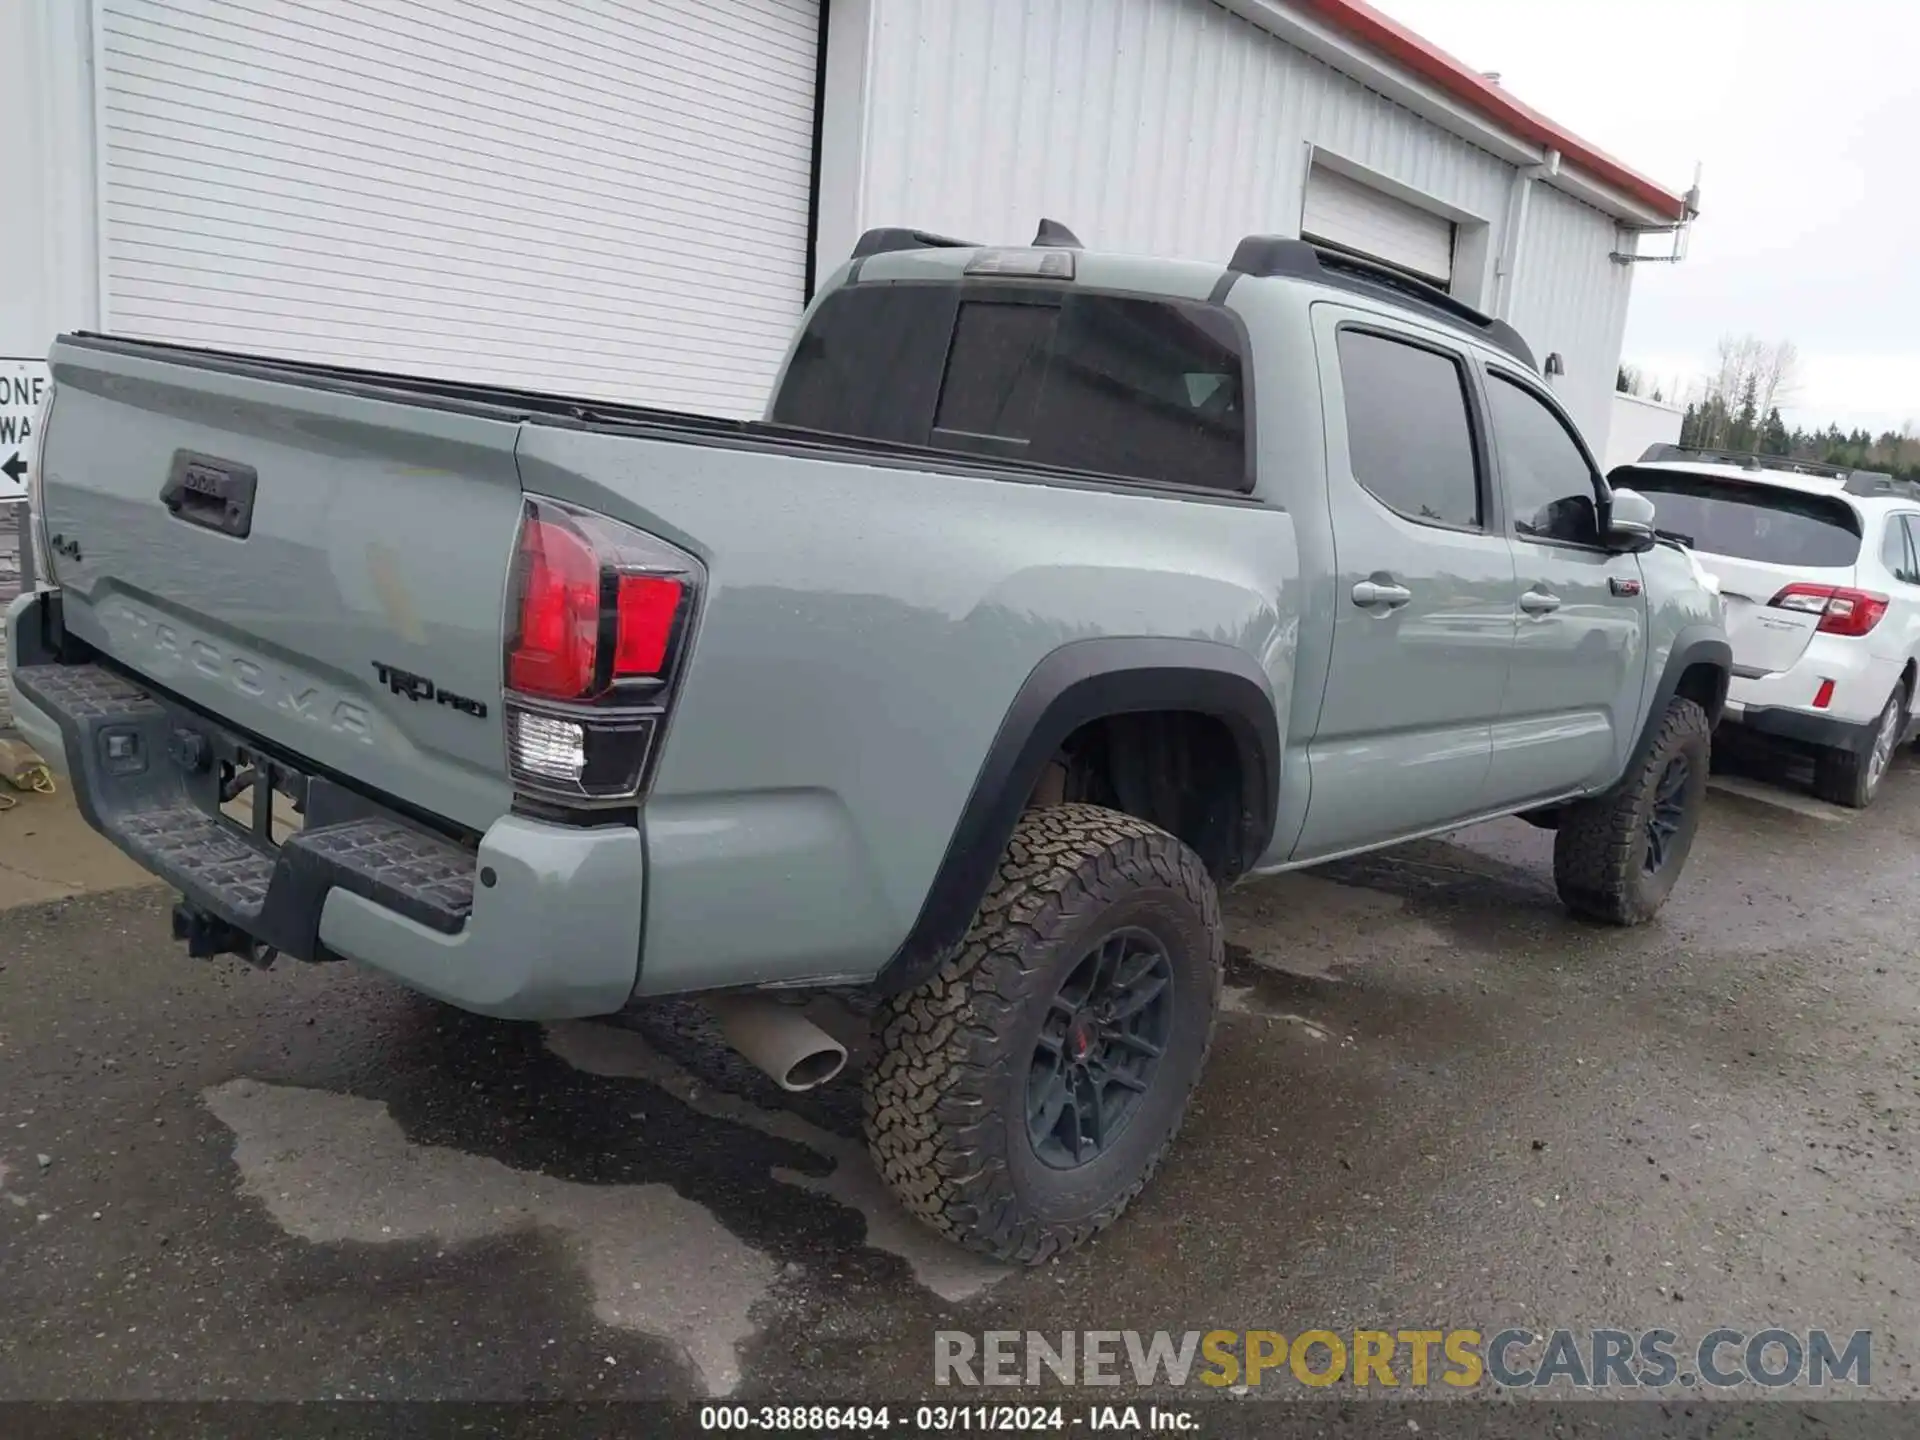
(934, 1328, 1872, 1390)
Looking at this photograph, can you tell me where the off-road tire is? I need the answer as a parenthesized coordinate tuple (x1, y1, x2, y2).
(865, 803, 1221, 1264)
(1812, 683, 1907, 810)
(1553, 696, 1712, 926)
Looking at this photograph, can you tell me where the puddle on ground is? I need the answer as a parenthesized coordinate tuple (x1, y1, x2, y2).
(543, 1021, 1008, 1303)
(204, 1076, 776, 1396)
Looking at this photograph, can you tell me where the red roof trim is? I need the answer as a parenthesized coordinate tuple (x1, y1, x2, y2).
(1291, 0, 1687, 220)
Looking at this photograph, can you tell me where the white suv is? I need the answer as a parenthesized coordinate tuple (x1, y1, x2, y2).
(1618, 447, 1920, 808)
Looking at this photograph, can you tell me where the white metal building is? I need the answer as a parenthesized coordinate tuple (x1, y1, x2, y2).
(1605, 391, 1687, 472)
(0, 0, 1691, 462)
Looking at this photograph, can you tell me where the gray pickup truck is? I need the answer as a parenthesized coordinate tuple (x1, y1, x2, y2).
(7, 228, 1729, 1263)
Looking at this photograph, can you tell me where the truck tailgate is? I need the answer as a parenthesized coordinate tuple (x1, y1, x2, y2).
(37, 337, 524, 832)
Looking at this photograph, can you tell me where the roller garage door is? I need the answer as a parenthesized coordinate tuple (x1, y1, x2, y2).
(1302, 164, 1456, 289)
(95, 0, 821, 418)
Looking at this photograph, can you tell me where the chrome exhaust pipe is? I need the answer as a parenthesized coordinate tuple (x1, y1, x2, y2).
(706, 995, 848, 1092)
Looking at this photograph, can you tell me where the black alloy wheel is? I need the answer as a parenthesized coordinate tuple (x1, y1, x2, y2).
(1025, 928, 1174, 1169)
(1642, 754, 1691, 876)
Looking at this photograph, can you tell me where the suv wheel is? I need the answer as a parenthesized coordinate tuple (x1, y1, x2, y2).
(1812, 683, 1906, 809)
(865, 803, 1221, 1264)
(1553, 696, 1712, 925)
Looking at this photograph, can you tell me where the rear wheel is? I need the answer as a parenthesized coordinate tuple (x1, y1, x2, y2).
(1553, 696, 1712, 925)
(1813, 683, 1906, 809)
(865, 803, 1221, 1264)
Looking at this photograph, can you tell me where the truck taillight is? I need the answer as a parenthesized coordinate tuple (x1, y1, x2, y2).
(508, 513, 602, 699)
(503, 497, 702, 806)
(1769, 583, 1888, 638)
(614, 574, 684, 677)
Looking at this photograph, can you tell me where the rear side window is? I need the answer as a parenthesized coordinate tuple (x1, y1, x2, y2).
(1881, 522, 1913, 582)
(1622, 471, 1862, 567)
(1335, 329, 1481, 528)
(771, 284, 1250, 491)
(1888, 517, 1920, 584)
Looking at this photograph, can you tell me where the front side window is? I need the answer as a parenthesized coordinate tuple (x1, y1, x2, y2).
(1486, 372, 1602, 545)
(1335, 329, 1482, 528)
(773, 284, 1250, 491)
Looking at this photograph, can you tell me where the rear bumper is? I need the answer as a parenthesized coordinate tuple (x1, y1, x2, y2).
(1722, 700, 1879, 754)
(1722, 633, 1908, 755)
(6, 590, 642, 1019)
(1726, 638, 1898, 729)
(3, 631, 65, 773)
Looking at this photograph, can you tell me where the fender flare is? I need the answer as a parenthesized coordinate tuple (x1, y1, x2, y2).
(1632, 624, 1731, 772)
(874, 636, 1281, 994)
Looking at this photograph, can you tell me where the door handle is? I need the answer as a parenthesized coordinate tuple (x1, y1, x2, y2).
(1519, 589, 1562, 615)
(1351, 579, 1412, 609)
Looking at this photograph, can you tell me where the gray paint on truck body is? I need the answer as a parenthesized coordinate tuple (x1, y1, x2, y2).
(11, 244, 1725, 1015)
(516, 422, 1299, 994)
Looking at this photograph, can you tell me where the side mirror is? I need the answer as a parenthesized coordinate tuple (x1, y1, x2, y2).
(1603, 487, 1657, 552)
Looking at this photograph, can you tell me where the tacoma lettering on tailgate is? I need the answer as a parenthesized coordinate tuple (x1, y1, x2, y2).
(96, 599, 374, 743)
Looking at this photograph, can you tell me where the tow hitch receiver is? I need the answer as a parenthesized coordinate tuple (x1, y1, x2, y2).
(170, 899, 276, 967)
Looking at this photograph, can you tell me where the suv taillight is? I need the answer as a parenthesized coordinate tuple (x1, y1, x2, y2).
(1769, 583, 1888, 638)
(503, 497, 701, 805)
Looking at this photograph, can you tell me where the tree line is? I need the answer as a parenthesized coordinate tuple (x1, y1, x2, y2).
(1619, 336, 1919, 481)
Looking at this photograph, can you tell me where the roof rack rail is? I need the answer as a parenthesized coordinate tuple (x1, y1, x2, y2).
(1636, 445, 1861, 479)
(1226, 236, 1536, 371)
(1635, 446, 1920, 497)
(849, 226, 979, 259)
(1640, 444, 1777, 471)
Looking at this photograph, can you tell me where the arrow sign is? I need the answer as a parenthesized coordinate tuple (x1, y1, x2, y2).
(0, 359, 45, 500)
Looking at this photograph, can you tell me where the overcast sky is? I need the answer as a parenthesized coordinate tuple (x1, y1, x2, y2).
(1371, 0, 1919, 436)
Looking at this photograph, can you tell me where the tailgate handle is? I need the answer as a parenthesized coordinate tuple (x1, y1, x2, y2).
(161, 450, 258, 539)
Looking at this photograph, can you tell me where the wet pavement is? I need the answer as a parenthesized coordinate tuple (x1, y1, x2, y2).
(2, 752, 1919, 1415)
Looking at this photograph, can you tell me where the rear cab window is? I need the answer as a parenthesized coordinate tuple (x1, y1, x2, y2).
(1619, 469, 1863, 568)
(770, 282, 1251, 492)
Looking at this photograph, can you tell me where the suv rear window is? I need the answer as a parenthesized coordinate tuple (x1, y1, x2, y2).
(771, 284, 1250, 491)
(1621, 470, 1862, 567)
